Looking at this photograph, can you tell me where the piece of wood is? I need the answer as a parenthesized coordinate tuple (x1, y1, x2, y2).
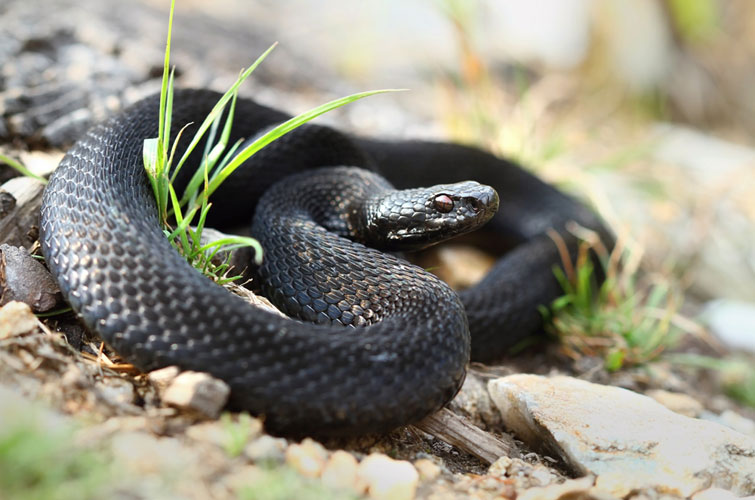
(414, 408, 520, 464)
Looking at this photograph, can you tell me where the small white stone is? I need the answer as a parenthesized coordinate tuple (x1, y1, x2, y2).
(284, 438, 328, 478)
(321, 450, 361, 492)
(244, 435, 288, 463)
(162, 371, 230, 418)
(147, 366, 180, 392)
(110, 431, 189, 475)
(0, 301, 37, 338)
(517, 477, 595, 500)
(413, 458, 441, 481)
(357, 453, 419, 500)
(95, 377, 135, 405)
(646, 389, 703, 417)
(691, 487, 755, 500)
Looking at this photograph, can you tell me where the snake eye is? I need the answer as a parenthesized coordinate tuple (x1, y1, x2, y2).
(433, 194, 454, 213)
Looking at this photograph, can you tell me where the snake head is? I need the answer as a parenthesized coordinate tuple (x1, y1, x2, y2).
(367, 181, 499, 251)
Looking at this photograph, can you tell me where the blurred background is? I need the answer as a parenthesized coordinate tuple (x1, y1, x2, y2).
(1, 0, 754, 350)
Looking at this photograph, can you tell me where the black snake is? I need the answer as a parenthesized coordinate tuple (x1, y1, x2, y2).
(40, 89, 609, 436)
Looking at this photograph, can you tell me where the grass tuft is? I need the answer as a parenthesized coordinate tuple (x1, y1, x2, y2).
(541, 230, 683, 371)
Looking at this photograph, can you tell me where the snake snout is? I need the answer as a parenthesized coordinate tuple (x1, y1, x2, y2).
(462, 186, 499, 219)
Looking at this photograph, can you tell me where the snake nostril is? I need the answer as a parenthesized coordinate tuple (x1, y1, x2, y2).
(468, 198, 482, 213)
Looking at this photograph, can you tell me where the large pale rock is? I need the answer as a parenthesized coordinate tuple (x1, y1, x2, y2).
(489, 374, 755, 497)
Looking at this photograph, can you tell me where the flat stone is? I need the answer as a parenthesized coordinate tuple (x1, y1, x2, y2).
(489, 374, 755, 497)
(162, 371, 230, 418)
(357, 453, 419, 500)
(0, 300, 37, 338)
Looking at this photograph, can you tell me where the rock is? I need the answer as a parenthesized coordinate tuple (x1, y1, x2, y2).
(413, 458, 441, 481)
(702, 299, 755, 353)
(110, 431, 190, 475)
(489, 374, 755, 497)
(357, 453, 419, 500)
(321, 450, 361, 493)
(0, 245, 61, 312)
(161, 371, 230, 418)
(700, 410, 755, 437)
(244, 435, 288, 464)
(147, 366, 180, 392)
(95, 377, 136, 406)
(691, 488, 755, 500)
(488, 456, 561, 490)
(517, 477, 600, 500)
(645, 389, 703, 417)
(284, 438, 329, 478)
(448, 370, 502, 428)
(186, 421, 231, 449)
(0, 300, 37, 338)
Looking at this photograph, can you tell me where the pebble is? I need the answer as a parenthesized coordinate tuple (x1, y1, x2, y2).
(645, 389, 703, 417)
(162, 371, 230, 418)
(244, 435, 288, 464)
(95, 377, 136, 406)
(284, 438, 329, 478)
(357, 453, 419, 500)
(489, 374, 755, 497)
(517, 477, 598, 500)
(0, 300, 37, 338)
(321, 450, 361, 492)
(692, 488, 755, 500)
(413, 458, 441, 481)
(110, 431, 189, 475)
(0, 245, 61, 312)
(702, 299, 755, 353)
(700, 409, 755, 437)
(147, 366, 180, 392)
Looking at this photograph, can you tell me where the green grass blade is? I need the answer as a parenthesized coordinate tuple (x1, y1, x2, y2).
(175, 42, 278, 204)
(158, 0, 176, 155)
(205, 88, 405, 199)
(0, 154, 48, 184)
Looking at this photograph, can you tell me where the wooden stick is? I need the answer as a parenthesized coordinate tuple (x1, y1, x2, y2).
(414, 408, 520, 464)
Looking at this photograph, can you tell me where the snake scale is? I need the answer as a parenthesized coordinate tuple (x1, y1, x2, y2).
(40, 89, 609, 436)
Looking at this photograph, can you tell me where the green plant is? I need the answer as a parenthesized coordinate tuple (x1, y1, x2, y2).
(236, 466, 355, 500)
(0, 153, 48, 184)
(221, 412, 256, 458)
(540, 232, 683, 371)
(144, 0, 400, 283)
(0, 398, 113, 500)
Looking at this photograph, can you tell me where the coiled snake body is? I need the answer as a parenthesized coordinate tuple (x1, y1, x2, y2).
(40, 89, 609, 436)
